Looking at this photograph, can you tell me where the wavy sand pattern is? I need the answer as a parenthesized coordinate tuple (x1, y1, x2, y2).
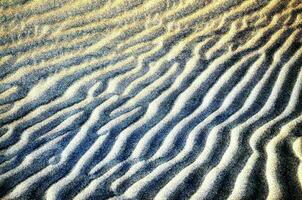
(0, 0, 302, 199)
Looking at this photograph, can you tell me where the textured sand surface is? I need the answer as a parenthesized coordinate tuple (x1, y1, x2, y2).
(0, 0, 302, 199)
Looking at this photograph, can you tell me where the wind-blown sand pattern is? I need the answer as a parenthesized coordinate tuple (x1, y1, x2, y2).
(0, 0, 302, 199)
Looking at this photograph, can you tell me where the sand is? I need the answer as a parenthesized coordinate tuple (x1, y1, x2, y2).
(0, 0, 302, 199)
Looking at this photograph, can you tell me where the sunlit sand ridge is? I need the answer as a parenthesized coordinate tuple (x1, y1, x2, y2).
(0, 0, 302, 199)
